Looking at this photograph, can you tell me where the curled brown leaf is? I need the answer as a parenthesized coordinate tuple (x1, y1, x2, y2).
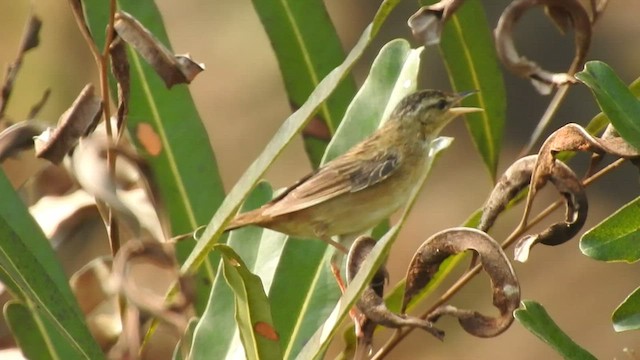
(68, 133, 169, 241)
(34, 84, 103, 164)
(346, 236, 444, 350)
(479, 155, 587, 261)
(109, 37, 130, 137)
(408, 0, 467, 46)
(0, 120, 46, 162)
(494, 0, 592, 94)
(113, 11, 204, 88)
(516, 123, 638, 260)
(404, 228, 520, 337)
(110, 240, 193, 332)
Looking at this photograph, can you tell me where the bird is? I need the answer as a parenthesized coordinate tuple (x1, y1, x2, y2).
(227, 89, 480, 291)
(226, 89, 481, 254)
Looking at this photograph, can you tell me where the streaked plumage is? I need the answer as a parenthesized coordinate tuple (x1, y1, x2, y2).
(226, 89, 481, 245)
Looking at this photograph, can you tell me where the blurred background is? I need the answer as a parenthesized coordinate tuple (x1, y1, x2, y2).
(0, 0, 639, 358)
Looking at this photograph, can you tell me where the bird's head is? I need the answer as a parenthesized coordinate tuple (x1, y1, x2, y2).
(391, 89, 483, 139)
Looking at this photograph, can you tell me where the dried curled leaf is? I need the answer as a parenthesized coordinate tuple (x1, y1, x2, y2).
(114, 11, 204, 88)
(34, 84, 102, 164)
(408, 0, 467, 46)
(516, 123, 638, 261)
(108, 240, 193, 358)
(109, 37, 130, 136)
(404, 228, 520, 337)
(0, 120, 46, 161)
(69, 257, 120, 349)
(494, 0, 593, 94)
(68, 133, 169, 241)
(346, 236, 444, 349)
(479, 155, 588, 263)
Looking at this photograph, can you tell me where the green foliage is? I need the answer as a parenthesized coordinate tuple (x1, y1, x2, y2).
(581, 196, 640, 262)
(251, 0, 358, 166)
(0, 170, 103, 358)
(423, 0, 506, 179)
(612, 287, 640, 332)
(515, 301, 597, 360)
(2, 1, 640, 359)
(576, 61, 640, 150)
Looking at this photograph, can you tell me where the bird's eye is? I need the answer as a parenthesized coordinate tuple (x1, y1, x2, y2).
(435, 99, 448, 110)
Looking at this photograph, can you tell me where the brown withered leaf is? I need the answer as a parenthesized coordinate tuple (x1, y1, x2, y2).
(70, 257, 113, 315)
(494, 0, 591, 94)
(479, 155, 587, 259)
(346, 236, 444, 349)
(109, 37, 130, 136)
(0, 14, 42, 119)
(68, 134, 169, 241)
(34, 84, 103, 164)
(404, 228, 520, 338)
(29, 189, 99, 246)
(69, 257, 120, 350)
(113, 11, 204, 88)
(516, 123, 638, 260)
(110, 240, 193, 332)
(0, 120, 46, 162)
(408, 0, 467, 46)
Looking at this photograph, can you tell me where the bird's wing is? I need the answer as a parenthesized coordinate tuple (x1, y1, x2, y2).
(263, 150, 401, 217)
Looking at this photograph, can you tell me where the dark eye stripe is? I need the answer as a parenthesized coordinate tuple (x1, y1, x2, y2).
(435, 99, 447, 110)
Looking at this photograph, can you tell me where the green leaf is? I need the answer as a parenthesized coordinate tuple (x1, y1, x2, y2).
(218, 245, 282, 360)
(190, 182, 273, 359)
(428, 0, 506, 179)
(613, 286, 640, 332)
(515, 300, 596, 360)
(5, 301, 53, 360)
(83, 0, 226, 312)
(250, 0, 358, 166)
(0, 170, 102, 358)
(576, 61, 640, 150)
(181, 0, 403, 276)
(580, 196, 640, 262)
(173, 318, 199, 360)
(322, 39, 423, 163)
(296, 138, 453, 359)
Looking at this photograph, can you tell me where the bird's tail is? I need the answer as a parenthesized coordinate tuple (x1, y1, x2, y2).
(225, 209, 267, 232)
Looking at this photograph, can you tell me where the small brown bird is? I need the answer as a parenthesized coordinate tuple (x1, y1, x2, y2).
(227, 89, 481, 251)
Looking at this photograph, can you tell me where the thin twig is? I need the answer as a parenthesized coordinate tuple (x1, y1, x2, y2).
(371, 158, 627, 359)
(519, 84, 571, 157)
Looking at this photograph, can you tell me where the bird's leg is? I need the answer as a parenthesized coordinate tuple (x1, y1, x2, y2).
(322, 236, 348, 293)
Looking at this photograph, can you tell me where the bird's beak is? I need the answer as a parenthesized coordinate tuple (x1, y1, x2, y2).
(448, 90, 483, 117)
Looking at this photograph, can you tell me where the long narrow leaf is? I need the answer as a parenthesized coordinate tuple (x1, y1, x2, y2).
(190, 182, 272, 359)
(250, 0, 358, 166)
(0, 170, 102, 358)
(580, 196, 640, 262)
(576, 61, 640, 150)
(425, 0, 506, 179)
(181, 0, 403, 275)
(515, 300, 596, 360)
(612, 286, 640, 332)
(218, 245, 282, 360)
(82, 0, 226, 311)
(4, 301, 53, 360)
